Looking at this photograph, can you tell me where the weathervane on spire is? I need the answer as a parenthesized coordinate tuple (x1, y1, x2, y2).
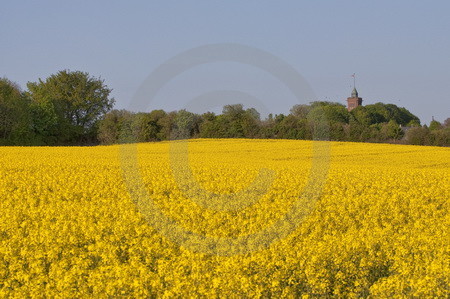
(352, 73, 356, 89)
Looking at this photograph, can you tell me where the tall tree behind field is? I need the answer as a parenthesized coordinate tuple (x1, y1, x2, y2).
(131, 110, 169, 142)
(27, 70, 115, 144)
(98, 109, 172, 144)
(0, 78, 33, 145)
(200, 104, 261, 138)
(172, 109, 202, 139)
(97, 109, 134, 144)
(351, 103, 420, 126)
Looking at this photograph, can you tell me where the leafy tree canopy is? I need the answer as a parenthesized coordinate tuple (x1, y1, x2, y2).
(27, 70, 114, 143)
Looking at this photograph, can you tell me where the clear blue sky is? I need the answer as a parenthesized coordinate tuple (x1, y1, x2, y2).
(1, 1, 449, 123)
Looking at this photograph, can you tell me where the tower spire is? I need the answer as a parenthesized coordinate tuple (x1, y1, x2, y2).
(351, 73, 358, 98)
(347, 73, 362, 111)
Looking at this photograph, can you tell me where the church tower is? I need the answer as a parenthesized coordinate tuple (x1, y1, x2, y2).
(347, 75, 363, 111)
(346, 88, 362, 111)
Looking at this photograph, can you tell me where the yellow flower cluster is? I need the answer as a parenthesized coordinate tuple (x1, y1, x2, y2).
(0, 139, 448, 297)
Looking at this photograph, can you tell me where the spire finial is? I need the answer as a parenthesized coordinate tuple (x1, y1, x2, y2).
(351, 73, 358, 97)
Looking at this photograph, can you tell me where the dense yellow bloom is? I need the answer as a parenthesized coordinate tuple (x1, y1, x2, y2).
(0, 139, 448, 297)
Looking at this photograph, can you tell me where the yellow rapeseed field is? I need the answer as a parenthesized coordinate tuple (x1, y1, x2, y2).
(0, 139, 449, 297)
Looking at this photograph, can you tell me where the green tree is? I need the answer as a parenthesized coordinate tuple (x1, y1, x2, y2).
(429, 120, 442, 131)
(380, 120, 403, 141)
(309, 102, 349, 125)
(199, 112, 218, 138)
(306, 102, 348, 140)
(97, 109, 134, 144)
(130, 110, 168, 143)
(404, 126, 431, 145)
(430, 128, 450, 146)
(360, 103, 420, 126)
(275, 115, 311, 139)
(220, 104, 255, 138)
(290, 104, 310, 119)
(172, 109, 201, 139)
(0, 78, 33, 144)
(147, 109, 168, 141)
(157, 111, 177, 140)
(29, 98, 59, 144)
(27, 70, 115, 144)
(350, 106, 372, 126)
(428, 118, 450, 146)
(130, 113, 152, 142)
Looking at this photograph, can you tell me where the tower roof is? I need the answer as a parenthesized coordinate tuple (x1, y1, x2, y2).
(351, 87, 358, 98)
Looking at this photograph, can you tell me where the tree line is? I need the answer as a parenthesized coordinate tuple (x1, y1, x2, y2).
(1, 70, 449, 146)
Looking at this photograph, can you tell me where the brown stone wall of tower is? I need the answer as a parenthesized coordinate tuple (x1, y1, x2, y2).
(347, 97, 363, 111)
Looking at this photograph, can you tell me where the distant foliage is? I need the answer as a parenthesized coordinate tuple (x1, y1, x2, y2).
(97, 101, 448, 146)
(0, 73, 448, 146)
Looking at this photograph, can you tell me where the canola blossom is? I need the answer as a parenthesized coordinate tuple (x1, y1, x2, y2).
(0, 139, 448, 297)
